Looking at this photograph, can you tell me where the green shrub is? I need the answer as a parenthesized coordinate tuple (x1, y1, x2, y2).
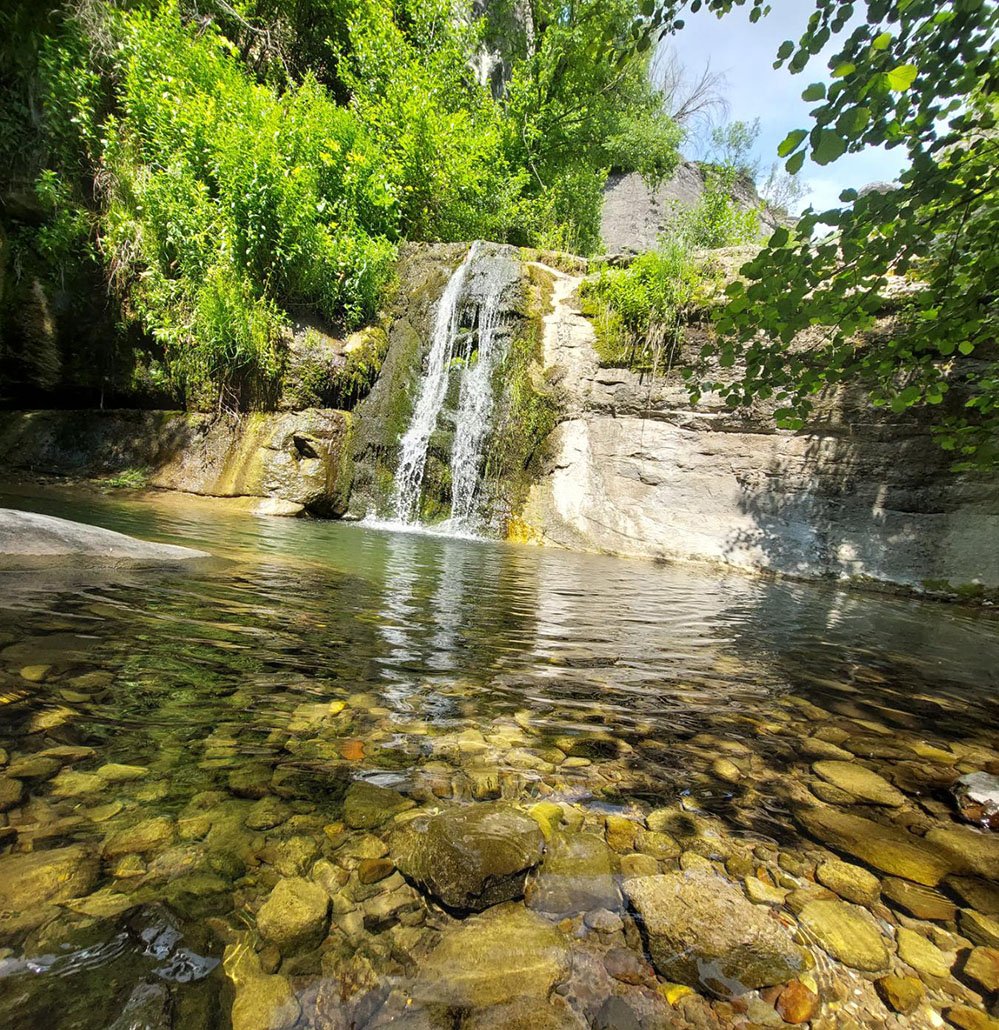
(580, 243, 718, 371)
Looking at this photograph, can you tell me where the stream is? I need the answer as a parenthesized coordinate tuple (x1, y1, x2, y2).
(0, 486, 997, 1029)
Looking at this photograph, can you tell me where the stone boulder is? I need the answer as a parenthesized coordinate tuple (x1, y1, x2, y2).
(343, 781, 414, 830)
(395, 802, 545, 912)
(796, 806, 951, 886)
(256, 877, 330, 955)
(526, 831, 621, 916)
(797, 898, 889, 971)
(411, 904, 570, 1008)
(0, 509, 208, 569)
(223, 935, 300, 1030)
(623, 871, 806, 994)
(0, 844, 100, 935)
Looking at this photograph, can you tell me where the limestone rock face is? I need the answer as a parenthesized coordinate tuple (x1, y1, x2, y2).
(516, 266, 999, 594)
(622, 871, 806, 994)
(0, 408, 352, 517)
(395, 802, 545, 912)
(600, 164, 783, 256)
(412, 904, 570, 1008)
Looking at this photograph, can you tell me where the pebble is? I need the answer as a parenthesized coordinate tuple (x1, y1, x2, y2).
(775, 980, 819, 1024)
(897, 927, 955, 978)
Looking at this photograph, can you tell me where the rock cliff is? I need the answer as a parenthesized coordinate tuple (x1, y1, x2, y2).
(516, 263, 999, 594)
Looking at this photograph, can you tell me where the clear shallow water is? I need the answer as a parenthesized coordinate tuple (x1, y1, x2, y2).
(0, 486, 997, 1029)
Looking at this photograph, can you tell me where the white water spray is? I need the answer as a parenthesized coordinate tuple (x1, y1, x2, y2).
(390, 242, 512, 531)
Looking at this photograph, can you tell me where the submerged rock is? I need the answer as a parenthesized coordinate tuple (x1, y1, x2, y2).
(525, 831, 620, 916)
(395, 802, 545, 912)
(256, 877, 330, 955)
(925, 825, 999, 880)
(223, 936, 300, 1030)
(812, 760, 907, 807)
(0, 844, 99, 934)
(343, 781, 414, 829)
(815, 859, 881, 906)
(622, 871, 806, 994)
(797, 898, 888, 971)
(796, 805, 951, 885)
(412, 903, 570, 1008)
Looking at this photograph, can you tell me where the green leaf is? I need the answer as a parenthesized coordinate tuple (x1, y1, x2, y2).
(831, 62, 856, 78)
(777, 128, 808, 157)
(886, 64, 918, 90)
(785, 150, 806, 174)
(811, 128, 847, 165)
(770, 226, 790, 247)
(872, 31, 892, 50)
(776, 40, 794, 60)
(801, 82, 826, 101)
(958, 340, 975, 355)
(839, 188, 858, 202)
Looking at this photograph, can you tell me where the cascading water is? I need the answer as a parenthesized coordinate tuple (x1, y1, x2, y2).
(390, 242, 513, 531)
(392, 244, 478, 524)
(448, 284, 504, 528)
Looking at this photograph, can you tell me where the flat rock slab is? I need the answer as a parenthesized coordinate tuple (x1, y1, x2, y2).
(411, 903, 570, 1008)
(0, 508, 209, 568)
(796, 805, 951, 886)
(623, 871, 806, 994)
(798, 898, 889, 971)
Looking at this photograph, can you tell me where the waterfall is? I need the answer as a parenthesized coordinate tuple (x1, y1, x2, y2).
(448, 283, 504, 528)
(390, 242, 512, 531)
(392, 244, 478, 524)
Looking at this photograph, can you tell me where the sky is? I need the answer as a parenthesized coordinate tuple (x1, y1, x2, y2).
(659, 0, 907, 213)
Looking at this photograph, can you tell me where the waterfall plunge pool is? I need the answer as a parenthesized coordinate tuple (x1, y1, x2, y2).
(0, 485, 997, 1029)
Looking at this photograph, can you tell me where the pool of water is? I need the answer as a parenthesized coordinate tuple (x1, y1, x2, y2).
(0, 485, 997, 1029)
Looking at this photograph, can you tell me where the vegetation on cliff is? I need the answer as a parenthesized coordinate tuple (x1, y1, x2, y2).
(0, 0, 680, 410)
(639, 0, 998, 470)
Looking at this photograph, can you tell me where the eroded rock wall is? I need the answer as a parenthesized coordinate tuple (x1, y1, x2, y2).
(0, 408, 351, 516)
(518, 271, 999, 594)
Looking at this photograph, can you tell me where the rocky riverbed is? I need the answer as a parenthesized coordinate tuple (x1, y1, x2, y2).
(0, 496, 996, 1030)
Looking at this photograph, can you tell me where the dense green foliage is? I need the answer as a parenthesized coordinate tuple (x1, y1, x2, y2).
(639, 0, 998, 470)
(581, 244, 718, 370)
(0, 0, 681, 409)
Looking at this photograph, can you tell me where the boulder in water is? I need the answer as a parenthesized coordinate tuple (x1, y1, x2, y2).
(0, 508, 209, 567)
(622, 871, 806, 994)
(395, 802, 545, 912)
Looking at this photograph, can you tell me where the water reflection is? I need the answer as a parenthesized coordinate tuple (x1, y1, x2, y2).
(0, 487, 997, 1028)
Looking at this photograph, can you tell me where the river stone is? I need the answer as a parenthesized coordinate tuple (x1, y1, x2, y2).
(395, 802, 544, 912)
(897, 927, 954, 978)
(623, 871, 806, 993)
(945, 1004, 999, 1030)
(0, 775, 25, 811)
(526, 831, 620, 916)
(926, 826, 999, 881)
(964, 947, 999, 993)
(947, 877, 999, 916)
(102, 816, 176, 857)
(798, 898, 889, 971)
(961, 909, 999, 948)
(223, 937, 300, 1030)
(343, 781, 414, 829)
(256, 877, 330, 954)
(796, 806, 950, 885)
(812, 760, 907, 806)
(875, 974, 924, 1014)
(882, 877, 956, 921)
(412, 904, 570, 1008)
(0, 845, 99, 933)
(6, 755, 61, 780)
(953, 772, 999, 829)
(816, 860, 881, 906)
